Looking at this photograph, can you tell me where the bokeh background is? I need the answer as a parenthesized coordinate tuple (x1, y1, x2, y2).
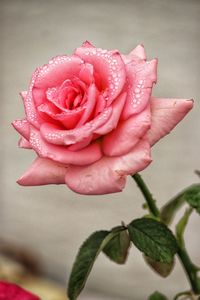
(1, 0, 200, 299)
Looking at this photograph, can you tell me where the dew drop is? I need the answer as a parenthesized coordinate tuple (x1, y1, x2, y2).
(134, 88, 140, 93)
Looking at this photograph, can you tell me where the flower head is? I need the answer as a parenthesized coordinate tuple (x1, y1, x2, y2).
(13, 42, 193, 195)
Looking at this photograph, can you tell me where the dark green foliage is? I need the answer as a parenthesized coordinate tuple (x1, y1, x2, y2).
(103, 229, 130, 264)
(128, 218, 178, 264)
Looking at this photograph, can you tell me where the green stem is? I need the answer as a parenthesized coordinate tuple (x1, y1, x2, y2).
(177, 247, 200, 294)
(176, 208, 200, 294)
(176, 208, 193, 249)
(132, 173, 160, 218)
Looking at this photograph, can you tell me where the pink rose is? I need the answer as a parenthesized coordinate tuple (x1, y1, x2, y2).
(0, 281, 40, 300)
(13, 41, 193, 195)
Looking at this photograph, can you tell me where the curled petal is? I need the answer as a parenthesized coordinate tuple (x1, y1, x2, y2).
(103, 105, 151, 156)
(32, 87, 46, 107)
(34, 55, 83, 89)
(94, 94, 106, 115)
(82, 40, 95, 48)
(20, 91, 27, 101)
(121, 58, 157, 120)
(38, 102, 84, 129)
(18, 137, 31, 149)
(40, 106, 112, 145)
(129, 44, 146, 60)
(79, 63, 94, 85)
(76, 83, 97, 127)
(17, 157, 67, 186)
(146, 97, 194, 145)
(24, 68, 44, 128)
(67, 135, 93, 151)
(65, 140, 151, 195)
(94, 92, 127, 135)
(75, 43, 126, 103)
(122, 44, 146, 64)
(12, 119, 30, 140)
(29, 127, 102, 166)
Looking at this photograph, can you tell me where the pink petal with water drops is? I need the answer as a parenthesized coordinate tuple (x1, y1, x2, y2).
(34, 55, 83, 89)
(17, 157, 67, 186)
(94, 92, 127, 135)
(75, 43, 126, 103)
(24, 68, 44, 128)
(103, 104, 151, 156)
(29, 126, 102, 166)
(40, 106, 112, 145)
(65, 139, 151, 195)
(12, 119, 30, 140)
(121, 58, 157, 120)
(146, 97, 194, 146)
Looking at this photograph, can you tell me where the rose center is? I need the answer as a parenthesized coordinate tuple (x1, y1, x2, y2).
(46, 78, 86, 111)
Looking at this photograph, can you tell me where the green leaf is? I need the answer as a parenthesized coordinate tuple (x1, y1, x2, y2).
(128, 218, 178, 264)
(103, 229, 130, 264)
(161, 184, 200, 224)
(184, 184, 200, 214)
(148, 291, 168, 300)
(144, 255, 175, 277)
(68, 230, 115, 300)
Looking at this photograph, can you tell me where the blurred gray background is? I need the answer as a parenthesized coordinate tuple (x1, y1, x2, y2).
(1, 0, 200, 299)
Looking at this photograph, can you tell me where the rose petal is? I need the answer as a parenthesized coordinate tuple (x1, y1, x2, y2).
(121, 58, 157, 120)
(12, 119, 30, 140)
(24, 68, 43, 128)
(18, 137, 32, 149)
(146, 97, 194, 145)
(76, 83, 97, 127)
(122, 44, 146, 64)
(38, 102, 84, 129)
(20, 91, 27, 101)
(32, 87, 46, 107)
(29, 127, 102, 166)
(79, 63, 94, 85)
(75, 43, 126, 103)
(94, 94, 106, 115)
(67, 135, 93, 151)
(0, 281, 40, 300)
(65, 140, 151, 195)
(94, 92, 127, 135)
(40, 106, 112, 145)
(103, 104, 151, 156)
(34, 55, 83, 89)
(82, 40, 95, 48)
(17, 157, 67, 186)
(129, 44, 146, 60)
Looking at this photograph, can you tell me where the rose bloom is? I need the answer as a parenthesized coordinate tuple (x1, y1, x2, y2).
(0, 281, 40, 300)
(13, 41, 193, 195)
